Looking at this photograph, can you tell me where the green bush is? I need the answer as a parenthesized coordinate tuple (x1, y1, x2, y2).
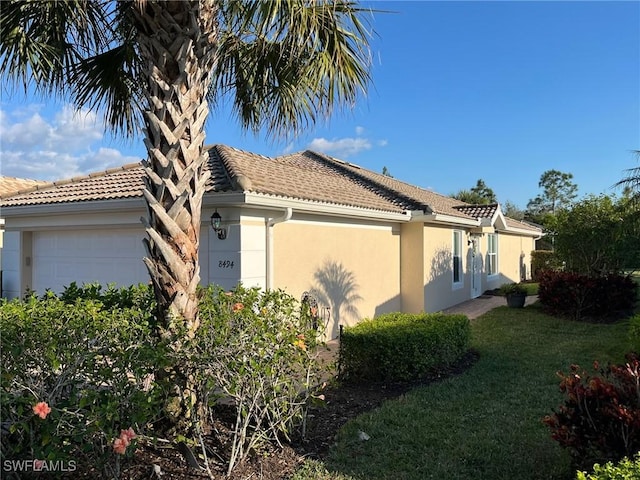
(0, 293, 164, 478)
(576, 453, 640, 480)
(196, 285, 326, 475)
(2, 283, 327, 476)
(338, 312, 471, 382)
(58, 281, 155, 311)
(531, 250, 563, 280)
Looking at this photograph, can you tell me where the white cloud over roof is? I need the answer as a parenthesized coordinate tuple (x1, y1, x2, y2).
(0, 104, 140, 181)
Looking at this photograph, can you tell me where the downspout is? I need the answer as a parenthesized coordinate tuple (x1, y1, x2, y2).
(266, 207, 293, 289)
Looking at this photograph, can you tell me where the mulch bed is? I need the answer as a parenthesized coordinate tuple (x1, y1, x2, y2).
(74, 351, 479, 480)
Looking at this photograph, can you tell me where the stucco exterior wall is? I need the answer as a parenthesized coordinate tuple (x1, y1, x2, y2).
(484, 232, 536, 290)
(400, 221, 424, 314)
(272, 216, 401, 339)
(423, 224, 473, 312)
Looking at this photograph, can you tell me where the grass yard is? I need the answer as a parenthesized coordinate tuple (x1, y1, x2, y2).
(292, 303, 632, 480)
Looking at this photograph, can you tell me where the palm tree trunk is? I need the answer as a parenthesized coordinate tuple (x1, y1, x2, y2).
(132, 0, 217, 432)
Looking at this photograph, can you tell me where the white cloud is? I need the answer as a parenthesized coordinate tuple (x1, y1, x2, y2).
(306, 125, 388, 158)
(280, 142, 295, 155)
(308, 137, 372, 158)
(0, 104, 140, 181)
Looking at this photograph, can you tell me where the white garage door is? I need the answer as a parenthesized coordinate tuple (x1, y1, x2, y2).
(32, 229, 150, 294)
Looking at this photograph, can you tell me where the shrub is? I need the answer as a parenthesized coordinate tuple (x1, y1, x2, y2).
(538, 270, 637, 321)
(0, 293, 164, 478)
(531, 250, 562, 280)
(338, 312, 471, 382)
(543, 356, 640, 471)
(58, 281, 155, 311)
(196, 285, 326, 475)
(576, 453, 640, 480)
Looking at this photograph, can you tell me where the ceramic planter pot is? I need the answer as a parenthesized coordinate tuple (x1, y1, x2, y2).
(506, 293, 526, 308)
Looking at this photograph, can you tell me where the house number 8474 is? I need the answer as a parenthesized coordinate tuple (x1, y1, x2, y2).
(218, 260, 235, 269)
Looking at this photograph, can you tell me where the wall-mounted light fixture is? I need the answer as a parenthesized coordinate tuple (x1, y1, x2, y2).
(210, 209, 227, 240)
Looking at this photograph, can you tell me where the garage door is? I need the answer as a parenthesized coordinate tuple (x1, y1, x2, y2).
(32, 229, 150, 294)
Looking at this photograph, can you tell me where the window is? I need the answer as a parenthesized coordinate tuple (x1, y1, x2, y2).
(487, 233, 498, 276)
(453, 230, 462, 284)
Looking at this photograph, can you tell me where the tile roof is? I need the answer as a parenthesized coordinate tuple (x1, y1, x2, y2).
(0, 176, 49, 197)
(0, 164, 145, 205)
(504, 217, 542, 233)
(214, 146, 427, 214)
(0, 145, 541, 234)
(454, 203, 499, 219)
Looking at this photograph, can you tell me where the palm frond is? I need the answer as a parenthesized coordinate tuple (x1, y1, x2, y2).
(613, 151, 640, 203)
(0, 0, 114, 96)
(212, 0, 373, 139)
(70, 44, 142, 136)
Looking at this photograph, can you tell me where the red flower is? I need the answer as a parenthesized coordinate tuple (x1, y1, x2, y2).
(113, 437, 128, 455)
(113, 428, 136, 455)
(120, 428, 136, 442)
(232, 303, 244, 312)
(33, 402, 51, 419)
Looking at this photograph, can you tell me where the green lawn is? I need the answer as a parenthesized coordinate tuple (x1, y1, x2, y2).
(292, 303, 632, 480)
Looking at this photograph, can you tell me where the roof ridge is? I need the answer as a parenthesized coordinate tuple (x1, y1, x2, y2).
(0, 162, 143, 200)
(305, 150, 430, 213)
(209, 145, 247, 191)
(455, 202, 499, 208)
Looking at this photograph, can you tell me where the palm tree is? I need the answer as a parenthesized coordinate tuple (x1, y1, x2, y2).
(615, 151, 640, 204)
(1, 0, 372, 431)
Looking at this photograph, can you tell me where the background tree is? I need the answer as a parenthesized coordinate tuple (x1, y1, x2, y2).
(502, 200, 525, 220)
(554, 194, 640, 275)
(525, 169, 578, 249)
(381, 165, 393, 177)
(526, 169, 578, 217)
(470, 179, 497, 203)
(1, 0, 373, 435)
(451, 179, 496, 204)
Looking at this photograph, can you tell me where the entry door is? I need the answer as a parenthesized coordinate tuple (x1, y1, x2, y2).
(470, 236, 482, 298)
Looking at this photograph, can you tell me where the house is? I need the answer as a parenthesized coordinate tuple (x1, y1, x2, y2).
(0, 145, 541, 338)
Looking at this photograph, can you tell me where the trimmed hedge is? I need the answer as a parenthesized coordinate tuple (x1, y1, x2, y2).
(538, 270, 638, 321)
(338, 312, 471, 382)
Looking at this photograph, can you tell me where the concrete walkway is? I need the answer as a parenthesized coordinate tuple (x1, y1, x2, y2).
(442, 294, 538, 319)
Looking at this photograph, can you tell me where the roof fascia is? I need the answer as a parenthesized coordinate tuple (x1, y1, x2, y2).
(413, 211, 481, 227)
(0, 197, 145, 217)
(204, 192, 411, 222)
(502, 224, 543, 238)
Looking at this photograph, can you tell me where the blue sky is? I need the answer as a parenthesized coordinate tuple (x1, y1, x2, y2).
(1, 1, 638, 209)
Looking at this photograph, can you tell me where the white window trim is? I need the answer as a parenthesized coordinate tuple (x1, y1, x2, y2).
(487, 233, 498, 277)
(452, 230, 464, 289)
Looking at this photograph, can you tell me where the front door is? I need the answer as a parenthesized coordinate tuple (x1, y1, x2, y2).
(470, 236, 482, 298)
